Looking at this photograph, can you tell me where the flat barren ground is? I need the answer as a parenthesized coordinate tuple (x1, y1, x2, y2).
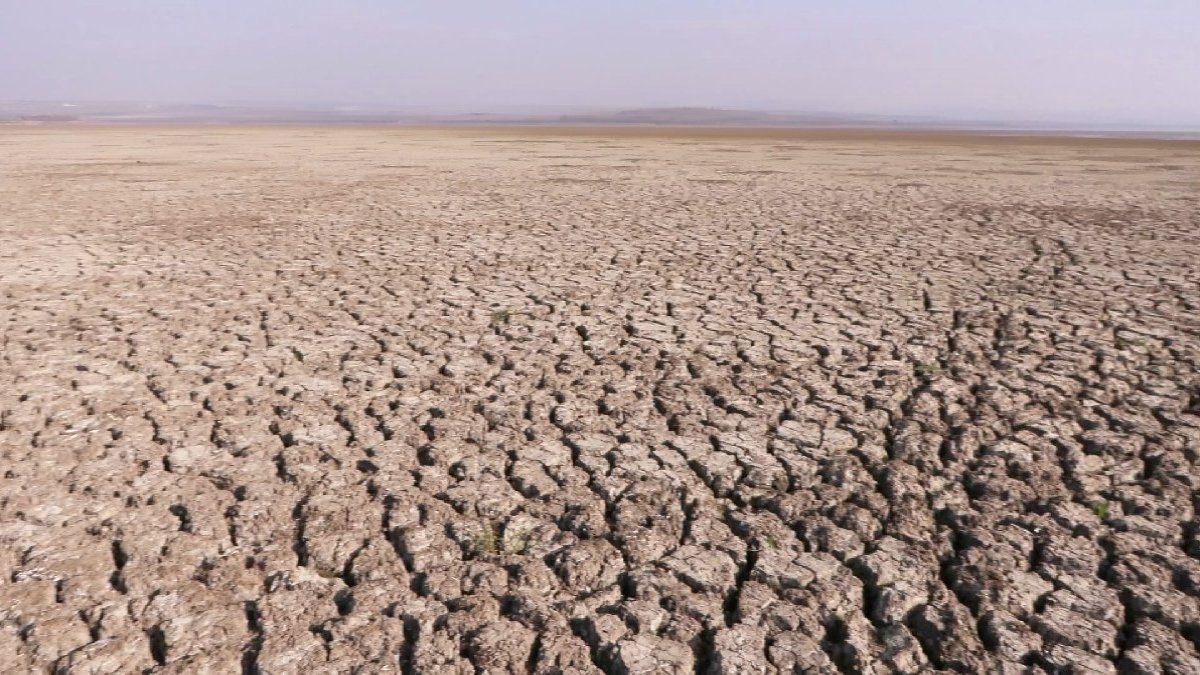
(2, 126, 1200, 674)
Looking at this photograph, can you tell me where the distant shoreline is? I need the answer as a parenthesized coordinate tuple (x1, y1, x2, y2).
(3, 104, 1196, 138)
(5, 120, 1199, 146)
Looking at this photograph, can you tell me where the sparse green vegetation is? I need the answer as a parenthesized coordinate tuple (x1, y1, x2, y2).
(915, 362, 941, 378)
(1116, 337, 1140, 349)
(472, 520, 532, 556)
(474, 522, 500, 555)
(1090, 500, 1110, 521)
(290, 347, 305, 363)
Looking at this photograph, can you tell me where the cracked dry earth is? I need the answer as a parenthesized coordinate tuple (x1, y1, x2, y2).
(1, 126, 1200, 675)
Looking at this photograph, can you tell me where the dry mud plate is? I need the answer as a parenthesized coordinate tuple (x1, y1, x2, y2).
(2, 126, 1200, 674)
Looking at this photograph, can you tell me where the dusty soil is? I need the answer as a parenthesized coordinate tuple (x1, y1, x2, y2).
(1, 126, 1199, 674)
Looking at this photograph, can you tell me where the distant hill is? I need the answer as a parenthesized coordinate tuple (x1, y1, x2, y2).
(550, 107, 861, 126)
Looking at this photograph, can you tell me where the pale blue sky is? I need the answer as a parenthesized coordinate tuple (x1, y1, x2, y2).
(2, 1, 1197, 123)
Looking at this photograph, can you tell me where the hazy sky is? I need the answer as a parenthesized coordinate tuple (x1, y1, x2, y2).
(2, 0, 1198, 123)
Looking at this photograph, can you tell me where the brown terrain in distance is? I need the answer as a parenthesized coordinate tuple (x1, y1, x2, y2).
(1, 126, 1199, 673)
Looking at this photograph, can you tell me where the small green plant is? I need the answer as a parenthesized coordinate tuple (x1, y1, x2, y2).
(915, 362, 941, 378)
(490, 309, 512, 325)
(762, 534, 779, 550)
(472, 520, 531, 556)
(1116, 336, 1152, 351)
(1090, 500, 1110, 520)
(474, 522, 500, 555)
(290, 347, 305, 363)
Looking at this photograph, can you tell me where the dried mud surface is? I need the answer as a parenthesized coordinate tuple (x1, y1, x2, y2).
(2, 126, 1200, 674)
